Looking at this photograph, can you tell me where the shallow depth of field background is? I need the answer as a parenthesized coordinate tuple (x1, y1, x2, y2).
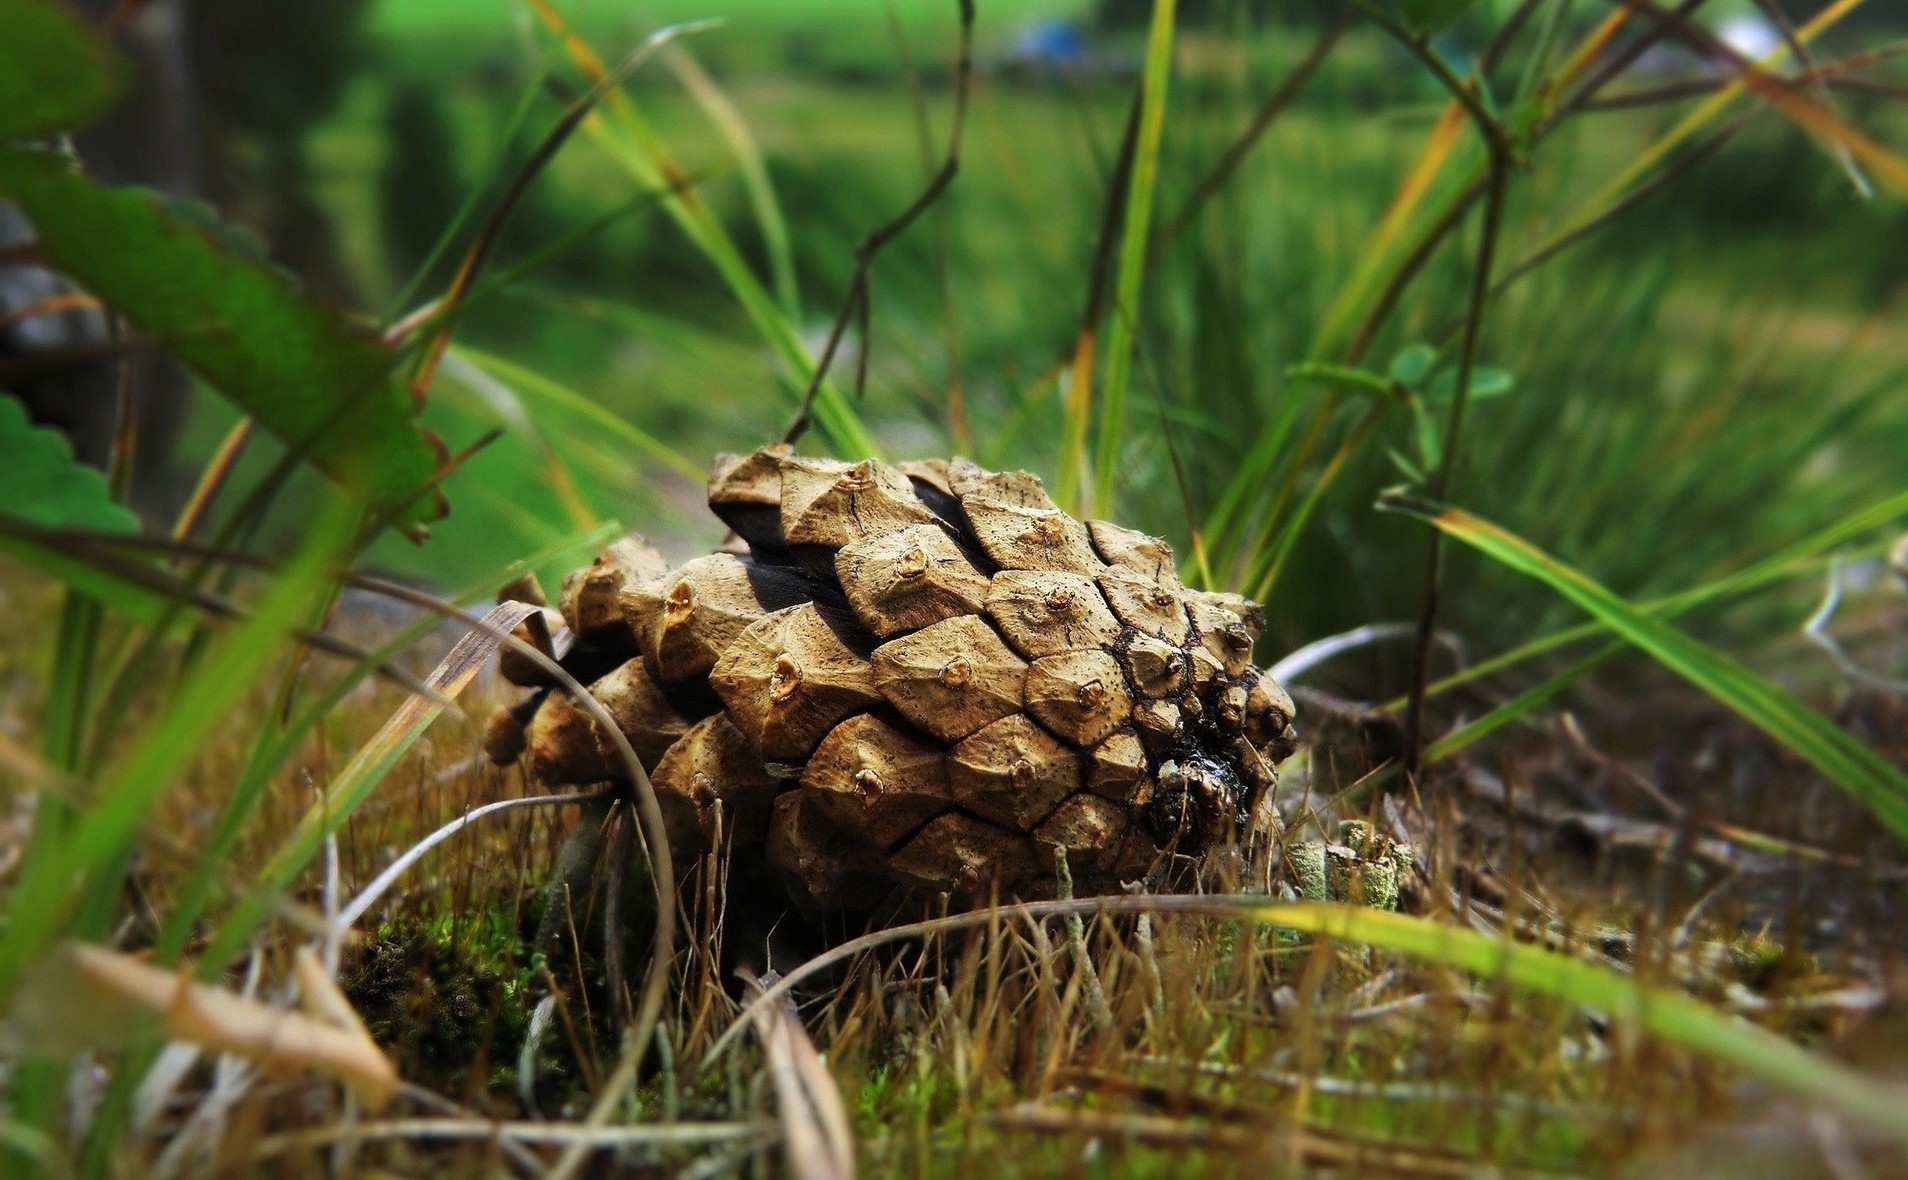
(147, 0, 1908, 689)
(4, 4, 1908, 1173)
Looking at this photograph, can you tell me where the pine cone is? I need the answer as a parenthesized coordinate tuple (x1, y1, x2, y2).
(487, 447, 1297, 914)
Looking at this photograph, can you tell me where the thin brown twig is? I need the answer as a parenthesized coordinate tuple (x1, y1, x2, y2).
(1549, 0, 1715, 128)
(1487, 111, 1755, 297)
(1747, 0, 1871, 196)
(885, 0, 970, 449)
(1154, 20, 1345, 251)
(783, 0, 974, 449)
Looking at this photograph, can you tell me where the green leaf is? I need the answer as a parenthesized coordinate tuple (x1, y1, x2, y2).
(0, 397, 161, 617)
(0, 396, 137, 533)
(0, 0, 123, 138)
(1387, 343, 1436, 385)
(0, 149, 446, 524)
(1382, 494, 1908, 843)
(1425, 365, 1514, 401)
(1252, 903, 1908, 1147)
(1285, 361, 1401, 402)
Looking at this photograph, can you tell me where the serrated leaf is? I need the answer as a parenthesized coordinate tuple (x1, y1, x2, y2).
(0, 0, 124, 139)
(0, 395, 158, 616)
(0, 149, 446, 524)
(0, 396, 137, 533)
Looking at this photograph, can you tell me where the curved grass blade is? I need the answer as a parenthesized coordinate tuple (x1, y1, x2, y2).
(1390, 484, 1908, 713)
(664, 45, 800, 320)
(1260, 903, 1908, 1146)
(714, 896, 1908, 1148)
(520, 0, 874, 458)
(450, 344, 704, 482)
(1381, 493, 1908, 842)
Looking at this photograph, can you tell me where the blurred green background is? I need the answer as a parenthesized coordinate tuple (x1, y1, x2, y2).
(155, 0, 1908, 677)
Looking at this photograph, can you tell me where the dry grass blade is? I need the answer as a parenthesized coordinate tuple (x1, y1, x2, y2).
(744, 970, 856, 1180)
(14, 943, 396, 1110)
(1560, 0, 1870, 241)
(706, 896, 1908, 1148)
(243, 1118, 775, 1168)
(264, 598, 543, 882)
(1611, 0, 1906, 195)
(989, 1102, 1485, 1176)
(335, 789, 608, 932)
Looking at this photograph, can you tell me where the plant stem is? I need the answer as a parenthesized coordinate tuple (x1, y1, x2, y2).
(1400, 120, 1512, 782)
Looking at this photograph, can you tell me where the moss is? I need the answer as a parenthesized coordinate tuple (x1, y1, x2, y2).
(341, 907, 540, 1102)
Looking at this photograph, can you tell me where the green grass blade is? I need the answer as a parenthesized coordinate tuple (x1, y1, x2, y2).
(1392, 483, 1908, 714)
(451, 344, 705, 482)
(1383, 493, 1908, 842)
(665, 45, 800, 320)
(522, 0, 873, 458)
(0, 497, 362, 999)
(1425, 642, 1619, 765)
(1091, 0, 1177, 518)
(1251, 903, 1908, 1146)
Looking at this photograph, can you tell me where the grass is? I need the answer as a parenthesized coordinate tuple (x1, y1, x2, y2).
(3, 0, 1908, 1175)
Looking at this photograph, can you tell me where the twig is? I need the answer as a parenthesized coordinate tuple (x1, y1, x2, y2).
(1154, 20, 1344, 250)
(1803, 556, 1908, 693)
(1748, 0, 1870, 196)
(783, 0, 975, 448)
(1054, 848, 1114, 1035)
(1346, 9, 1515, 784)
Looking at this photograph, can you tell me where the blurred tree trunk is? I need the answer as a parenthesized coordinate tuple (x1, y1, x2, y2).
(4, 0, 373, 522)
(2, 0, 198, 520)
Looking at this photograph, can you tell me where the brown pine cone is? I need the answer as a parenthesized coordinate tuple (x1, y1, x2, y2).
(487, 447, 1297, 915)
